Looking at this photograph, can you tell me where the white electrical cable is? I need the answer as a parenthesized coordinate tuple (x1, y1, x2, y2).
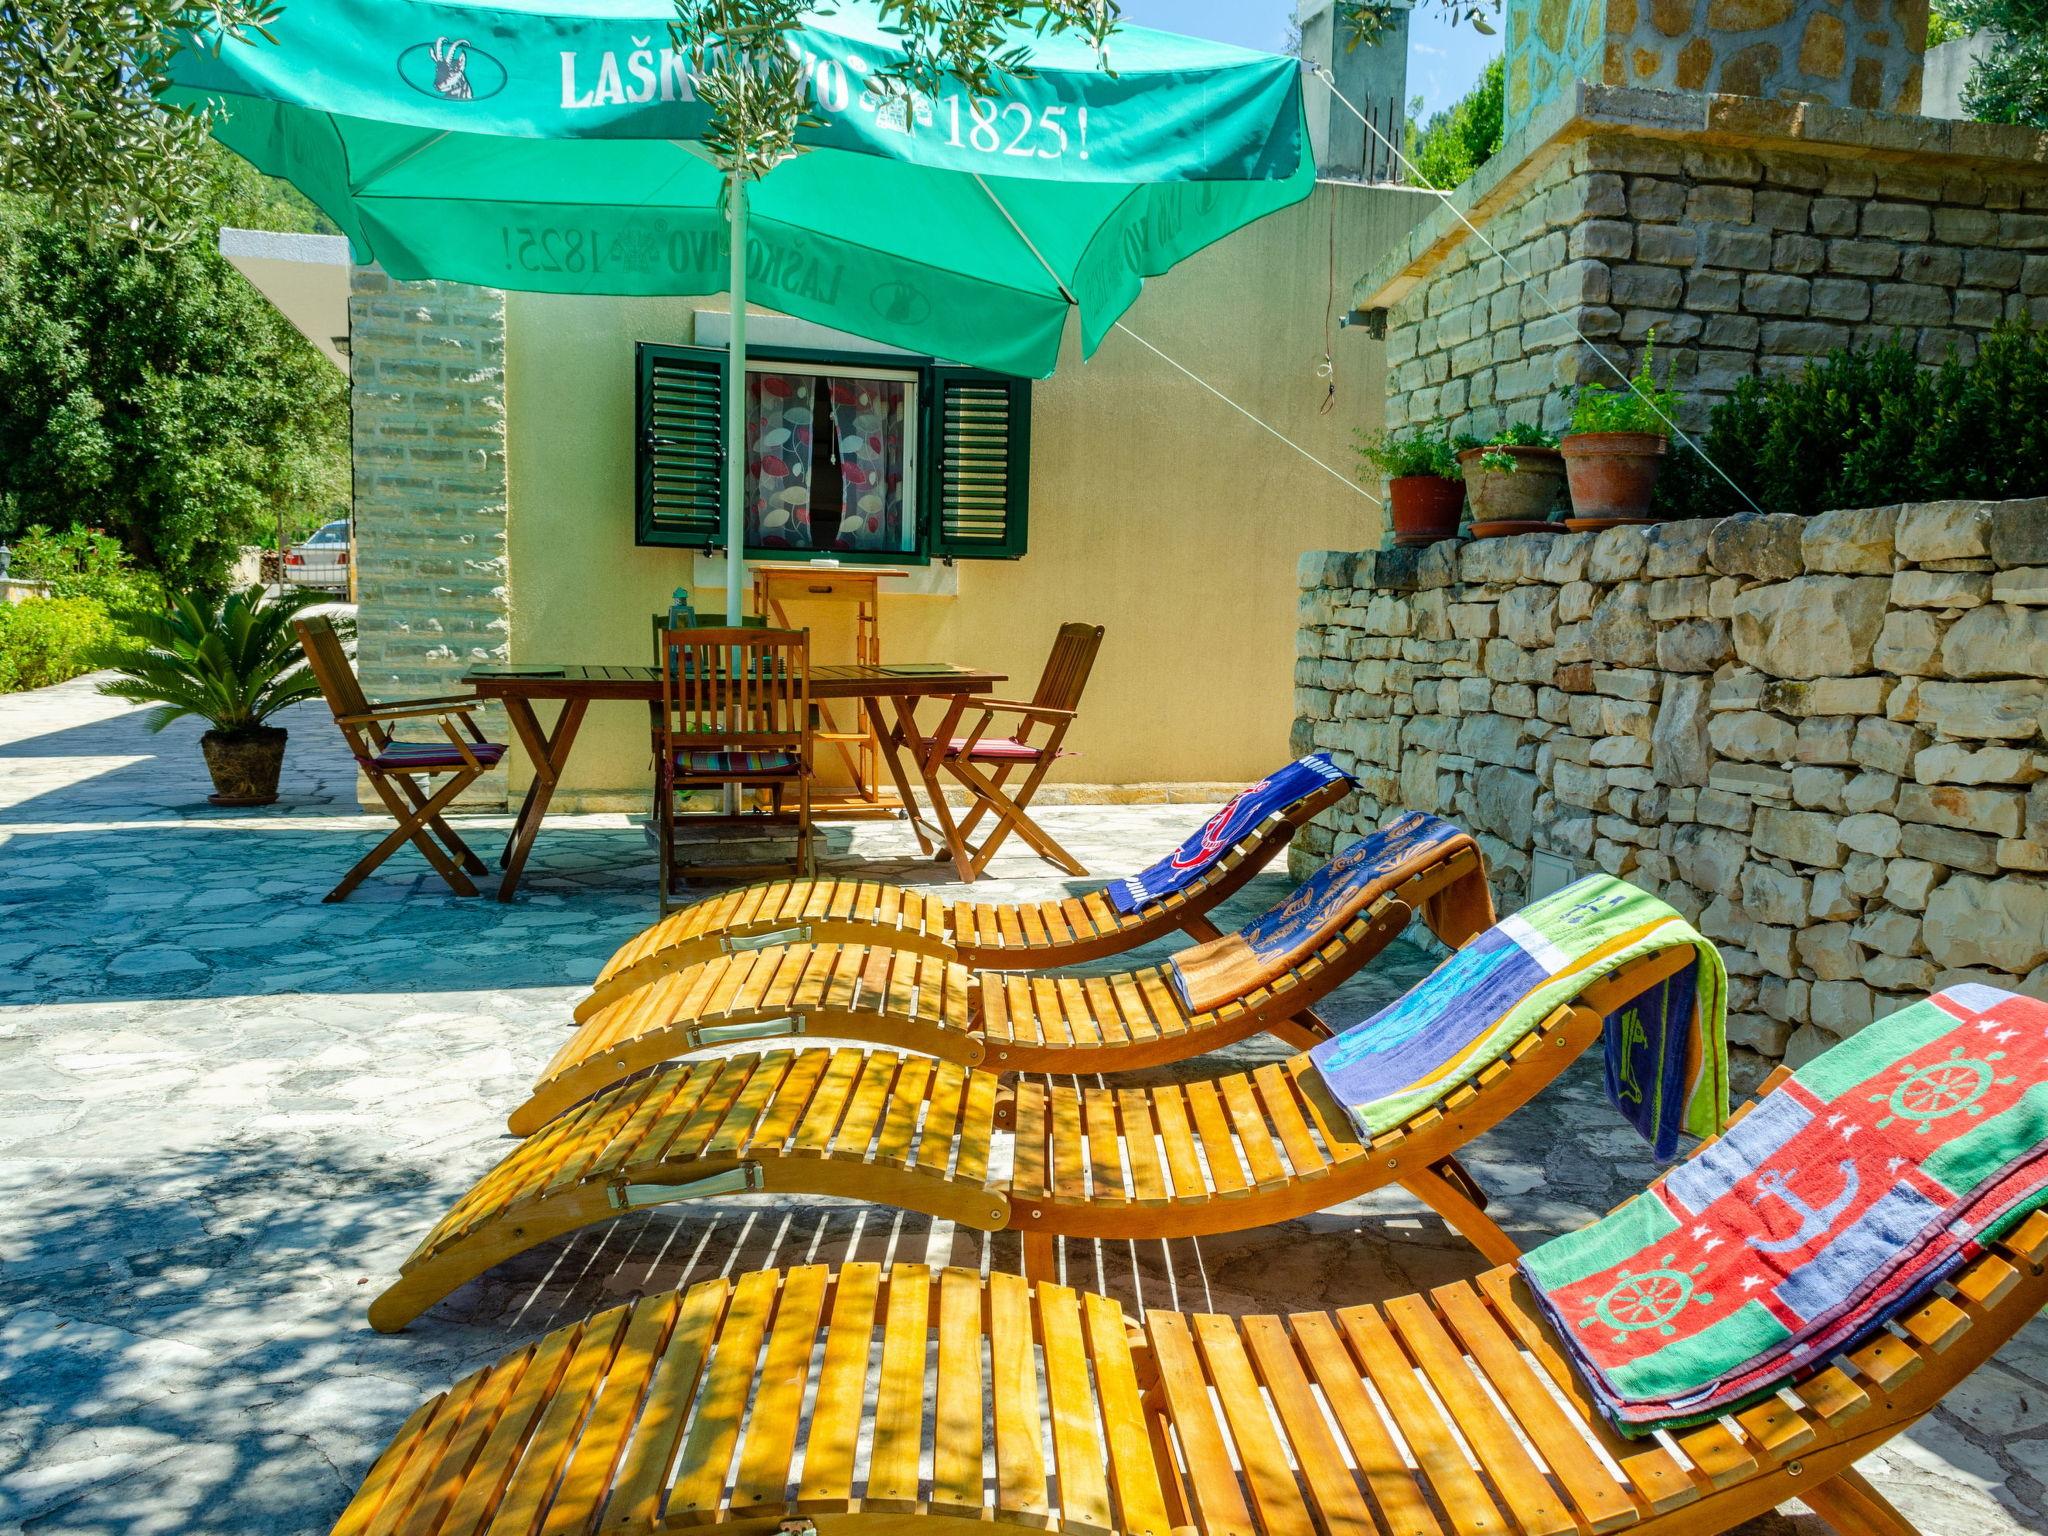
(972, 173, 1383, 506)
(1109, 320, 1381, 504)
(1310, 63, 1765, 515)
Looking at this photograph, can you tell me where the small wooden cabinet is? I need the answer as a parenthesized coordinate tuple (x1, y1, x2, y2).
(750, 564, 910, 816)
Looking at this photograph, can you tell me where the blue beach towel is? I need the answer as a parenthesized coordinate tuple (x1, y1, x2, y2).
(1106, 753, 1352, 914)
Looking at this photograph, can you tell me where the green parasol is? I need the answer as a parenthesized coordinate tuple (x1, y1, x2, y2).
(170, 0, 1313, 618)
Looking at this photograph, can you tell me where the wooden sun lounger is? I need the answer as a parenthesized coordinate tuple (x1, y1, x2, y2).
(511, 845, 1486, 1135)
(336, 1159, 2045, 1536)
(575, 773, 1355, 1022)
(366, 948, 1684, 1332)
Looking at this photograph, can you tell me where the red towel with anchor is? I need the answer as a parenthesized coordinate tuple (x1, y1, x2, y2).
(1522, 985, 2048, 1433)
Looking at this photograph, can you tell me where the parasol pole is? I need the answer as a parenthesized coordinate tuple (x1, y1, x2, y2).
(724, 166, 749, 625)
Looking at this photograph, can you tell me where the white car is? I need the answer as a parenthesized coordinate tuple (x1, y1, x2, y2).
(284, 519, 351, 589)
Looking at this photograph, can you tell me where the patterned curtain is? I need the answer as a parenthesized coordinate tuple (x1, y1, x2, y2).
(746, 372, 814, 548)
(826, 377, 908, 552)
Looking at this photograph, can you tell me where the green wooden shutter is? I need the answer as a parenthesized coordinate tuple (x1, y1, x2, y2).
(636, 342, 725, 549)
(925, 367, 1030, 560)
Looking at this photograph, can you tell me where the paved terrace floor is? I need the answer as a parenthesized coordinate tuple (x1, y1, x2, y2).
(1, 675, 2042, 1536)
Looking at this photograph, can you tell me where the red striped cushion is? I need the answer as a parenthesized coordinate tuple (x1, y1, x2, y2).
(370, 740, 507, 771)
(675, 749, 802, 775)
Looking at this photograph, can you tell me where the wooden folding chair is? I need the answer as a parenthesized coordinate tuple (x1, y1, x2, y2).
(932, 620, 1104, 879)
(367, 946, 1679, 1331)
(295, 616, 506, 902)
(656, 625, 814, 904)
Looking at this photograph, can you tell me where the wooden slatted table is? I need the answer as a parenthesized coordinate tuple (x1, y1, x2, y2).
(464, 662, 1004, 900)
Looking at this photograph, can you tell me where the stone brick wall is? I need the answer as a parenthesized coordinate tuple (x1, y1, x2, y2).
(349, 267, 511, 802)
(1292, 500, 2048, 1067)
(1504, 0, 1928, 141)
(1358, 86, 2048, 440)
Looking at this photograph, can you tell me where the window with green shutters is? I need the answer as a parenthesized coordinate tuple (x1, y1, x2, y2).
(633, 341, 1029, 563)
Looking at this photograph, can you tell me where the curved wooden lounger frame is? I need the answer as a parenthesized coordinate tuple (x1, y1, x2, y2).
(513, 846, 1487, 1136)
(337, 1207, 2048, 1536)
(576, 775, 1356, 1022)
(369, 949, 1684, 1332)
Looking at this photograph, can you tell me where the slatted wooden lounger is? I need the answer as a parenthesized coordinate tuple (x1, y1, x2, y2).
(367, 948, 1684, 1332)
(575, 771, 1356, 1022)
(512, 841, 1487, 1135)
(335, 1077, 2043, 1536)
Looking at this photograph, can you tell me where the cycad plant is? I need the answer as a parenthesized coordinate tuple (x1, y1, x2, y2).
(95, 585, 343, 803)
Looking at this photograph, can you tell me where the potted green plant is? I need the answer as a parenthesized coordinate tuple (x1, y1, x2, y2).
(1561, 332, 1681, 527)
(95, 586, 338, 806)
(1354, 424, 1465, 546)
(1456, 422, 1566, 536)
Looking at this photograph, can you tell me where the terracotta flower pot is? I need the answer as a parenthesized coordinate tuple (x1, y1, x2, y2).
(1560, 432, 1668, 521)
(201, 726, 288, 806)
(1386, 475, 1466, 546)
(1456, 444, 1567, 524)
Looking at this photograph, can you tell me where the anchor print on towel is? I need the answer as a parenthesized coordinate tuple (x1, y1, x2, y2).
(1746, 1160, 1861, 1254)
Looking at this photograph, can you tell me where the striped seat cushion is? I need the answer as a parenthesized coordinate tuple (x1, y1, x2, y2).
(945, 735, 1053, 762)
(370, 740, 507, 772)
(675, 749, 802, 775)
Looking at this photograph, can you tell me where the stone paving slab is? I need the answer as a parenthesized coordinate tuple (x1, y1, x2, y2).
(1, 674, 2043, 1534)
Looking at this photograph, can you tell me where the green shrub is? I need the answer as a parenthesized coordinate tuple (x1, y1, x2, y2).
(1354, 423, 1461, 481)
(1405, 57, 1506, 191)
(0, 595, 120, 692)
(1659, 321, 2048, 517)
(6, 524, 164, 615)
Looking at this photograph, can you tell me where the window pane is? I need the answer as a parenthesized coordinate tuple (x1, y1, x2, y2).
(744, 368, 913, 555)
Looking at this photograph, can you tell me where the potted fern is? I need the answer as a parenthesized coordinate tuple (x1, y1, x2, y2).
(1456, 422, 1566, 536)
(1354, 424, 1465, 546)
(95, 586, 339, 806)
(1561, 332, 1681, 527)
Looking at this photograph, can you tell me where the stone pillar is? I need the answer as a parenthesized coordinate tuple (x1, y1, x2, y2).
(1299, 1, 1413, 182)
(1505, 0, 1929, 140)
(348, 267, 511, 806)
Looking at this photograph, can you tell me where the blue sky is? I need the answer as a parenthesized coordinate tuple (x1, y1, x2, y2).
(1117, 0, 1500, 123)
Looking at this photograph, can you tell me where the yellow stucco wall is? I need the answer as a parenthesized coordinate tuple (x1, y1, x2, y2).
(503, 180, 1430, 802)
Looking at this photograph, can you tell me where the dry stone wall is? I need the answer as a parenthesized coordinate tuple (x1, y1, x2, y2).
(1292, 499, 2048, 1066)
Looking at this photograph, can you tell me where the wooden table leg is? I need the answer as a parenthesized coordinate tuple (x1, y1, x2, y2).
(890, 694, 978, 881)
(862, 696, 937, 856)
(496, 695, 587, 902)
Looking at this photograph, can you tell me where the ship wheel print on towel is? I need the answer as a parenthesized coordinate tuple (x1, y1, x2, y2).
(1870, 1045, 2019, 1134)
(1579, 1258, 1716, 1343)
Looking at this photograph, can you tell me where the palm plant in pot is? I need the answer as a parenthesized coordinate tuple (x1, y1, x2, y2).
(1456, 421, 1566, 537)
(1354, 423, 1465, 546)
(95, 586, 339, 806)
(1561, 332, 1682, 528)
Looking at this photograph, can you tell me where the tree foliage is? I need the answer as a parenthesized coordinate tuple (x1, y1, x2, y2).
(1949, 0, 2048, 127)
(0, 0, 284, 248)
(0, 194, 349, 591)
(1405, 55, 1505, 191)
(670, 0, 1121, 179)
